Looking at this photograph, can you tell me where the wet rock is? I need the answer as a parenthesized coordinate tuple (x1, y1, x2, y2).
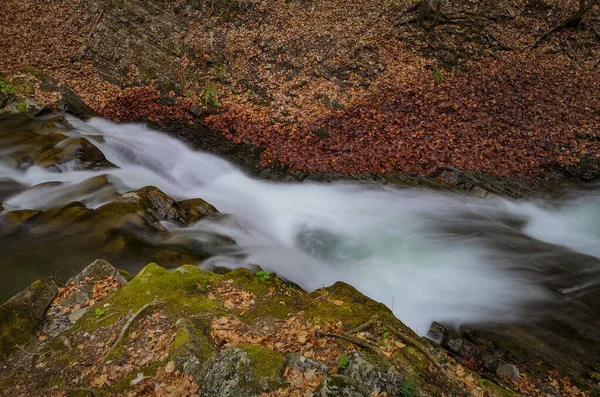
(481, 353, 501, 372)
(312, 375, 369, 397)
(471, 186, 489, 198)
(115, 186, 190, 225)
(200, 345, 285, 396)
(496, 363, 520, 380)
(34, 137, 115, 171)
(179, 198, 218, 224)
(0, 177, 23, 201)
(0, 278, 58, 356)
(284, 353, 329, 375)
(0, 209, 42, 235)
(339, 351, 404, 395)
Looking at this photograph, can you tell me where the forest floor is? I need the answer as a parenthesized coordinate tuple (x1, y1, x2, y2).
(1, 0, 600, 181)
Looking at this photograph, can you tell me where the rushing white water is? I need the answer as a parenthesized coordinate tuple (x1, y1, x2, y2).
(3, 116, 600, 335)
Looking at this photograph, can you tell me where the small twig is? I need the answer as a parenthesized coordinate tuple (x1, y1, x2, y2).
(16, 344, 44, 356)
(344, 317, 378, 336)
(103, 301, 162, 360)
(316, 330, 379, 351)
(564, 38, 583, 66)
(189, 313, 215, 319)
(71, 387, 99, 397)
(76, 9, 104, 60)
(388, 325, 446, 373)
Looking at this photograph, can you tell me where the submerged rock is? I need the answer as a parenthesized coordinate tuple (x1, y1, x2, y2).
(113, 186, 191, 226)
(34, 137, 115, 171)
(179, 198, 219, 224)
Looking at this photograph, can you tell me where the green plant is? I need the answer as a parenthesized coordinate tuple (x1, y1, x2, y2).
(0, 81, 15, 95)
(16, 103, 27, 113)
(256, 270, 271, 282)
(337, 353, 349, 369)
(380, 325, 390, 339)
(432, 69, 442, 85)
(203, 82, 219, 107)
(94, 308, 105, 317)
(400, 374, 418, 397)
(218, 65, 227, 83)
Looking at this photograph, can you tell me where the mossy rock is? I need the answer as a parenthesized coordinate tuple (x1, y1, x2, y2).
(312, 374, 369, 397)
(172, 318, 216, 382)
(74, 263, 220, 332)
(339, 351, 404, 396)
(200, 344, 286, 396)
(0, 278, 58, 357)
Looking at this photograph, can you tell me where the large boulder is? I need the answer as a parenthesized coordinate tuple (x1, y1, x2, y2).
(111, 186, 192, 226)
(0, 278, 58, 356)
(312, 375, 369, 397)
(200, 345, 285, 396)
(339, 351, 405, 396)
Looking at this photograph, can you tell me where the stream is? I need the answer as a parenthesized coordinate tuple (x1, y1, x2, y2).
(1, 114, 599, 374)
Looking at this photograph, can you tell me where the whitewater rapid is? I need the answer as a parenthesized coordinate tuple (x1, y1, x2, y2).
(3, 116, 600, 335)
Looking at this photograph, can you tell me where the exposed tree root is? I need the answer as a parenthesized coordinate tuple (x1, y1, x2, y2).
(315, 330, 380, 351)
(104, 301, 163, 361)
(532, 0, 599, 47)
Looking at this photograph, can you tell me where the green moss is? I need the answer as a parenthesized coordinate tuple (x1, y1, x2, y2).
(243, 295, 294, 323)
(226, 268, 272, 295)
(16, 103, 27, 113)
(117, 268, 133, 282)
(0, 278, 57, 356)
(238, 344, 285, 387)
(394, 346, 428, 373)
(305, 282, 398, 329)
(481, 379, 519, 397)
(74, 263, 221, 333)
(171, 319, 215, 366)
(0, 81, 15, 95)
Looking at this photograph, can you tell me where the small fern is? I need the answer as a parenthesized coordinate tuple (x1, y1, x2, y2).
(432, 69, 442, 85)
(202, 82, 219, 107)
(337, 353, 349, 369)
(400, 374, 418, 397)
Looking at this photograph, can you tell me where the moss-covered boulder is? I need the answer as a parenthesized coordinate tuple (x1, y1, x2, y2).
(340, 351, 405, 396)
(0, 278, 58, 357)
(312, 374, 369, 397)
(200, 344, 285, 396)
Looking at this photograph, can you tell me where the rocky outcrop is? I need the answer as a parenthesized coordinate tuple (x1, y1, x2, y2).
(0, 261, 519, 397)
(0, 70, 95, 120)
(0, 278, 57, 356)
